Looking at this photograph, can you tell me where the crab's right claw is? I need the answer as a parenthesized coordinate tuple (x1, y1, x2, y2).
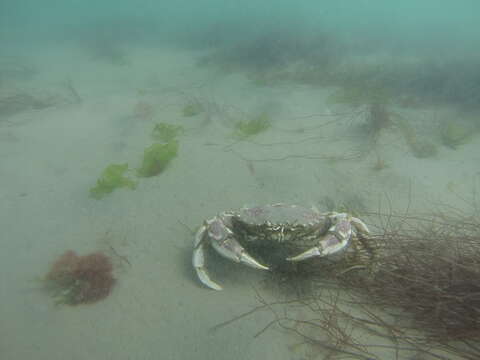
(193, 225, 223, 291)
(206, 217, 269, 271)
(210, 236, 269, 271)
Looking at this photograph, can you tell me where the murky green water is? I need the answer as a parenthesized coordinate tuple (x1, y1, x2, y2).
(1, 1, 479, 359)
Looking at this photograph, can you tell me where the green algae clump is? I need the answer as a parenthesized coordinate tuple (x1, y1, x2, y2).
(151, 122, 184, 142)
(327, 86, 390, 109)
(90, 163, 137, 199)
(233, 112, 272, 139)
(182, 102, 204, 117)
(137, 140, 178, 177)
(440, 121, 472, 149)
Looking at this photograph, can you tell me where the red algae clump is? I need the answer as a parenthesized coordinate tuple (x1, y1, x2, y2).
(45, 250, 116, 305)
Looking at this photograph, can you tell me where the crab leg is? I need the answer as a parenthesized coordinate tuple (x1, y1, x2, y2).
(193, 224, 223, 291)
(286, 213, 353, 262)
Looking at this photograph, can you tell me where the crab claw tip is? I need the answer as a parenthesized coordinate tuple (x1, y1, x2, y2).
(240, 253, 270, 270)
(196, 267, 223, 291)
(286, 247, 322, 262)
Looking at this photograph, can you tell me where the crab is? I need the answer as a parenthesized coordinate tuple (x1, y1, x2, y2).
(192, 203, 371, 290)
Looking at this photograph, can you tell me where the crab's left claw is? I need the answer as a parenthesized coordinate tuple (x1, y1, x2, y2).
(193, 224, 223, 291)
(287, 213, 354, 262)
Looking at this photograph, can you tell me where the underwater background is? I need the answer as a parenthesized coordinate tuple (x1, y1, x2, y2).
(1, 1, 480, 359)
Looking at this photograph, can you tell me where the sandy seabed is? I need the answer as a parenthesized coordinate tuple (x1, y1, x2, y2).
(1, 45, 479, 360)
